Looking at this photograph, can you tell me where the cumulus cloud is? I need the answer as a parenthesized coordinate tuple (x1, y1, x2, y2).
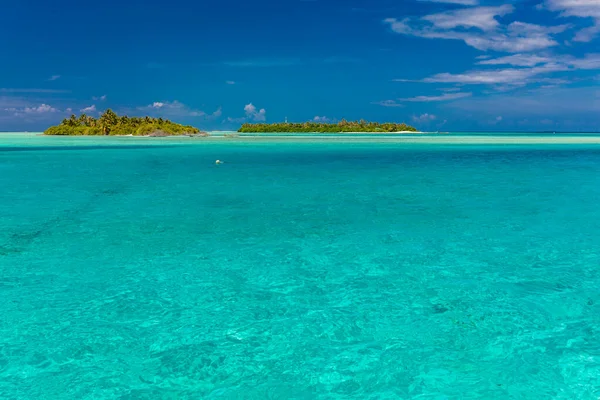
(244, 103, 266, 121)
(313, 116, 331, 122)
(398, 92, 472, 102)
(1, 100, 63, 120)
(412, 113, 437, 122)
(384, 5, 569, 53)
(24, 104, 58, 113)
(92, 95, 107, 101)
(80, 105, 97, 113)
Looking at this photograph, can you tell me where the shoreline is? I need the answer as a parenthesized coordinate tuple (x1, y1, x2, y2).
(3, 132, 600, 145)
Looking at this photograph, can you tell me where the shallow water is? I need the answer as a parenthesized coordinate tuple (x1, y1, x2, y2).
(1, 134, 600, 399)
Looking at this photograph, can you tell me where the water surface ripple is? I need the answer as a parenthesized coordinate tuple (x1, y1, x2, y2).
(1, 137, 600, 399)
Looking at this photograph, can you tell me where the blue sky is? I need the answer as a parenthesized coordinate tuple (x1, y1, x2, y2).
(1, 0, 599, 131)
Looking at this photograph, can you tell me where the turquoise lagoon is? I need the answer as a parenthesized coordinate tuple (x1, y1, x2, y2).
(1, 133, 600, 399)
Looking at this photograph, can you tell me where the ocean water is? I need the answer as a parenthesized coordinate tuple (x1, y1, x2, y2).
(1, 133, 600, 399)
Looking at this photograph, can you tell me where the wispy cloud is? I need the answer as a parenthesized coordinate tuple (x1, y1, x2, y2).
(398, 92, 472, 102)
(26, 104, 58, 113)
(476, 54, 552, 67)
(544, 0, 600, 42)
(314, 116, 332, 122)
(139, 101, 221, 119)
(92, 95, 107, 101)
(4, 104, 59, 114)
(439, 87, 462, 92)
(1, 100, 65, 121)
(81, 105, 97, 113)
(48, 75, 61, 81)
(395, 53, 600, 89)
(0, 88, 70, 94)
(447, 86, 600, 119)
(416, 65, 565, 86)
(371, 100, 405, 107)
(384, 5, 569, 53)
(226, 81, 236, 85)
(422, 5, 512, 31)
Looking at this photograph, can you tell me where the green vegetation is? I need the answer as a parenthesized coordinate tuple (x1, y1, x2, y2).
(238, 120, 418, 133)
(44, 109, 203, 136)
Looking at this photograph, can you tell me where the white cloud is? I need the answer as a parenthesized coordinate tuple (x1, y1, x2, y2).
(476, 53, 552, 67)
(423, 5, 513, 31)
(412, 113, 437, 122)
(384, 5, 569, 53)
(544, 0, 600, 41)
(24, 104, 58, 113)
(496, 116, 503, 121)
(397, 55, 600, 88)
(244, 103, 266, 121)
(439, 87, 462, 92)
(420, 65, 565, 86)
(48, 75, 61, 81)
(3, 103, 59, 115)
(92, 95, 107, 101)
(226, 81, 236, 85)
(139, 100, 221, 119)
(568, 53, 600, 70)
(212, 107, 223, 118)
(394, 50, 600, 92)
(81, 105, 97, 113)
(546, 0, 600, 19)
(398, 92, 472, 102)
(1, 100, 63, 119)
(313, 116, 331, 122)
(371, 100, 405, 107)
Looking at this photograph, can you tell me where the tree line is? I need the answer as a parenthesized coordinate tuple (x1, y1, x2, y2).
(44, 109, 201, 136)
(238, 120, 418, 133)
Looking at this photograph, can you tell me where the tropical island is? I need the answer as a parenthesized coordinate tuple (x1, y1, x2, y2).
(44, 110, 204, 136)
(238, 120, 418, 133)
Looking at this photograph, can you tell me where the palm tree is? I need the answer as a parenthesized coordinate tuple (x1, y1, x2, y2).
(99, 109, 118, 134)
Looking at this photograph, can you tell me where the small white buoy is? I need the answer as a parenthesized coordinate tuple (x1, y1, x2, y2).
(215, 159, 224, 165)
